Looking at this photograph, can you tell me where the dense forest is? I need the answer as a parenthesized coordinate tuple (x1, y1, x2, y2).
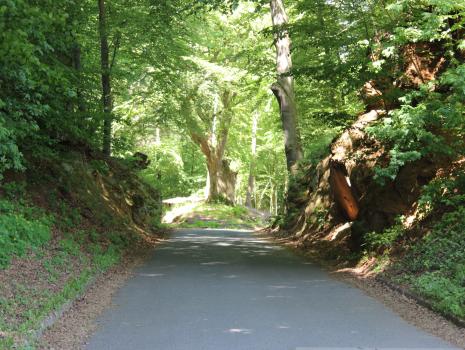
(1, 0, 465, 348)
(2, 0, 464, 209)
(0, 0, 459, 200)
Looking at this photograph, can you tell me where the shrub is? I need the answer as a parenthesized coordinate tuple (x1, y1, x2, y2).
(364, 218, 404, 251)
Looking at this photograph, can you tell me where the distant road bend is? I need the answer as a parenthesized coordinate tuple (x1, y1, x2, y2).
(86, 229, 458, 350)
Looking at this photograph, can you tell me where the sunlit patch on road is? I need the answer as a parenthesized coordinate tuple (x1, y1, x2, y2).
(137, 273, 165, 277)
(226, 328, 253, 334)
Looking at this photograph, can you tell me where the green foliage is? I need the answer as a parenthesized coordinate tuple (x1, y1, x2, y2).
(2, 181, 26, 201)
(413, 273, 465, 318)
(92, 245, 120, 271)
(89, 160, 110, 175)
(0, 118, 24, 179)
(59, 238, 81, 257)
(54, 201, 82, 230)
(0, 200, 53, 268)
(139, 137, 206, 199)
(364, 0, 465, 183)
(0, 0, 100, 178)
(390, 207, 465, 319)
(367, 87, 462, 183)
(306, 206, 328, 231)
(418, 172, 465, 216)
(364, 220, 404, 252)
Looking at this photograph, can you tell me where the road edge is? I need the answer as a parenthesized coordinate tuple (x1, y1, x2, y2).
(255, 229, 465, 349)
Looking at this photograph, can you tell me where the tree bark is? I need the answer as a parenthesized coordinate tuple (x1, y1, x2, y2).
(205, 154, 237, 204)
(270, 0, 303, 174)
(206, 156, 220, 201)
(71, 42, 86, 113)
(190, 90, 237, 204)
(245, 111, 258, 207)
(98, 0, 112, 156)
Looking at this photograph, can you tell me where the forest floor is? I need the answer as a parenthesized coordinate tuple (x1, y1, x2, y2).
(0, 151, 165, 350)
(0, 206, 163, 350)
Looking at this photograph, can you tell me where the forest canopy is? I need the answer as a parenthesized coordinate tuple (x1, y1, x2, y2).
(1, 0, 465, 213)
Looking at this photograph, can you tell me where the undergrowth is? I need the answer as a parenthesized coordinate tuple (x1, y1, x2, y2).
(0, 199, 53, 268)
(0, 197, 137, 349)
(365, 173, 465, 320)
(397, 207, 465, 319)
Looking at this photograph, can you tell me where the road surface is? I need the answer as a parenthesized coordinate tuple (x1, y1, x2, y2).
(86, 229, 457, 350)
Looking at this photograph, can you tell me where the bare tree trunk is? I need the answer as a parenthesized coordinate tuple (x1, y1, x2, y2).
(270, 0, 303, 174)
(98, 0, 112, 156)
(188, 90, 237, 204)
(245, 111, 258, 207)
(274, 185, 278, 215)
(206, 157, 220, 201)
(206, 91, 236, 203)
(206, 156, 236, 204)
(72, 42, 86, 113)
(218, 159, 237, 204)
(269, 183, 274, 213)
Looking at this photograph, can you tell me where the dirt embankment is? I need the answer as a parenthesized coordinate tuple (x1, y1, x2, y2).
(274, 40, 465, 338)
(278, 40, 454, 260)
(0, 147, 163, 349)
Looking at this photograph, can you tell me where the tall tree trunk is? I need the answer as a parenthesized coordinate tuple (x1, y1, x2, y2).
(273, 184, 278, 215)
(270, 0, 303, 174)
(218, 159, 237, 204)
(187, 90, 237, 204)
(245, 111, 258, 207)
(205, 155, 236, 204)
(206, 91, 236, 203)
(72, 42, 86, 113)
(98, 0, 112, 156)
(206, 156, 220, 201)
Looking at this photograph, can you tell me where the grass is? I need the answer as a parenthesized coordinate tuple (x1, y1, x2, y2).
(0, 199, 53, 268)
(0, 235, 124, 350)
(0, 199, 134, 349)
(165, 202, 266, 229)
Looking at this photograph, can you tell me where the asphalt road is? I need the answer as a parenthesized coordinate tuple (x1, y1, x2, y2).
(86, 229, 458, 350)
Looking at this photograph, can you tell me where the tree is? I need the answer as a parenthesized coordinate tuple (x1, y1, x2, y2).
(184, 87, 238, 203)
(270, 0, 303, 174)
(98, 0, 113, 156)
(245, 111, 258, 207)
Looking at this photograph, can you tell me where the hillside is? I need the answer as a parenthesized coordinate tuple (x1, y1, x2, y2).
(275, 114, 465, 323)
(0, 148, 162, 348)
